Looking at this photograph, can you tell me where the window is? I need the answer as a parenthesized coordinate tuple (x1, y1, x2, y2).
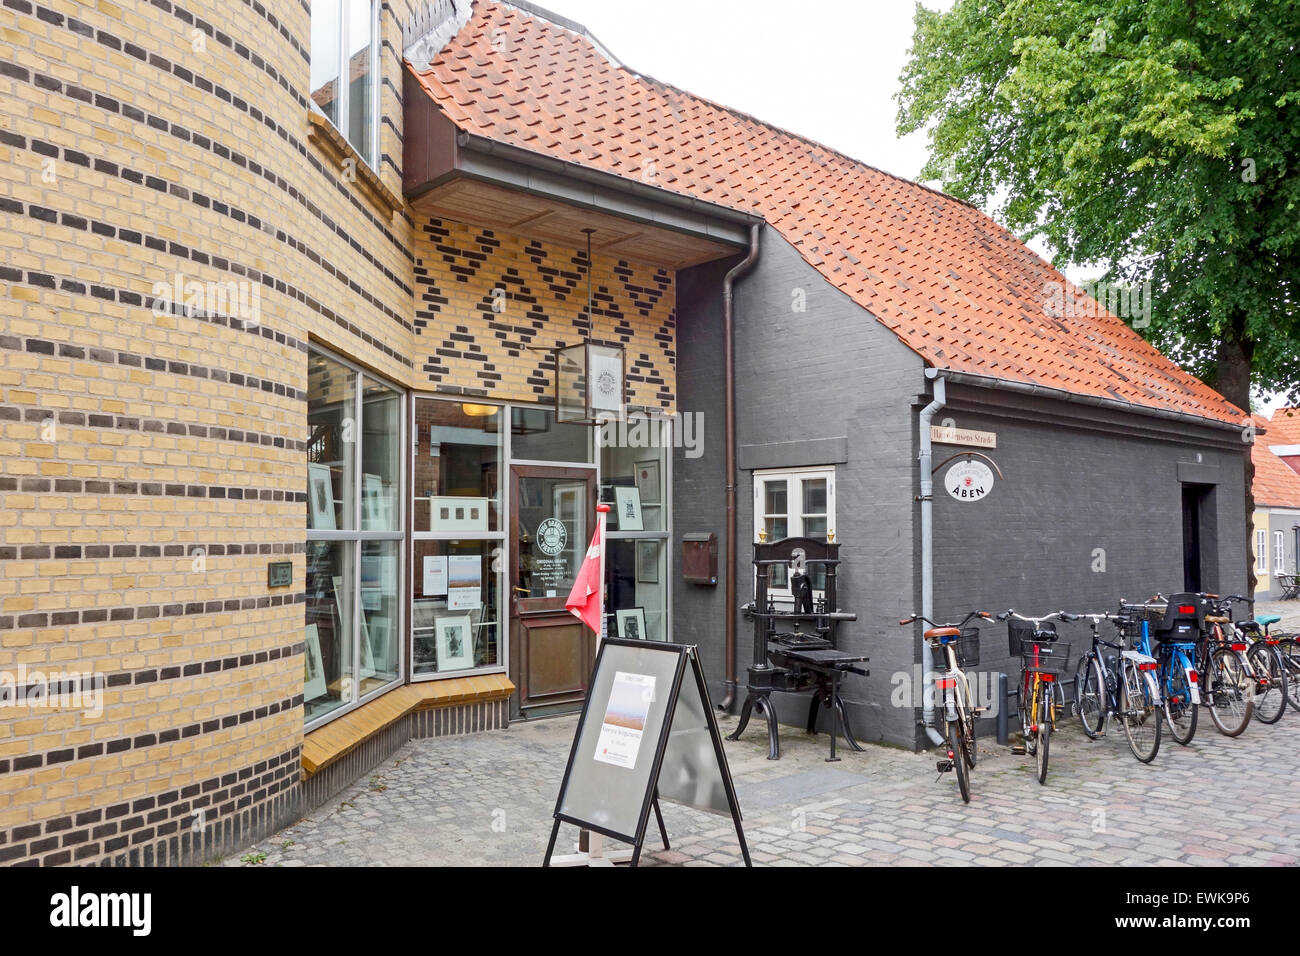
(1256, 528, 1269, 574)
(310, 0, 378, 167)
(753, 467, 835, 594)
(306, 346, 405, 726)
(411, 398, 505, 676)
(600, 415, 670, 641)
(1276, 531, 1287, 575)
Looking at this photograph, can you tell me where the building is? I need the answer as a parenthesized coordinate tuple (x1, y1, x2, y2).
(0, 0, 1249, 866)
(1264, 407, 1300, 477)
(1251, 415, 1300, 598)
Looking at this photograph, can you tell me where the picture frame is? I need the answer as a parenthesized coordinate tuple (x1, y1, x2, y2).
(308, 463, 335, 530)
(362, 473, 391, 530)
(304, 623, 327, 701)
(615, 606, 648, 642)
(427, 495, 489, 533)
(635, 459, 661, 504)
(359, 612, 377, 679)
(636, 539, 660, 584)
(613, 486, 643, 531)
(436, 614, 474, 671)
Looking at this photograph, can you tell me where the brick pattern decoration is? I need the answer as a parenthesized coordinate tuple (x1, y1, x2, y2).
(0, 0, 423, 865)
(414, 217, 676, 409)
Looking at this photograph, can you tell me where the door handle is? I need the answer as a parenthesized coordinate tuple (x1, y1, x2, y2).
(513, 587, 530, 596)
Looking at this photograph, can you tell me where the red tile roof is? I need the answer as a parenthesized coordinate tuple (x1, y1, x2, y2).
(407, 1, 1246, 425)
(1253, 415, 1300, 507)
(1265, 408, 1300, 445)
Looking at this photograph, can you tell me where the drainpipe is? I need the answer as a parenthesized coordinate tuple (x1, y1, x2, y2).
(918, 367, 947, 746)
(719, 224, 761, 712)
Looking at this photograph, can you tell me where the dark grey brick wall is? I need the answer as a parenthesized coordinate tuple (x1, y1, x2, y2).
(673, 228, 1251, 752)
(674, 226, 925, 747)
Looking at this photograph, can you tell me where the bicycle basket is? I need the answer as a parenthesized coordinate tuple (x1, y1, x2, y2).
(1020, 639, 1072, 676)
(953, 628, 979, 668)
(1007, 619, 1056, 656)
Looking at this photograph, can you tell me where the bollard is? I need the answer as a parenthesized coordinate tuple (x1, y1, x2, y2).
(996, 672, 1008, 745)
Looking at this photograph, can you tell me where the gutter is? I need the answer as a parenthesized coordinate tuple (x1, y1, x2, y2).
(452, 130, 762, 233)
(936, 369, 1248, 434)
(917, 368, 947, 747)
(719, 224, 761, 712)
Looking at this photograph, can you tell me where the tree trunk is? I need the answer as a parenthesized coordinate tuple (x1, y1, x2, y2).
(1214, 322, 1254, 415)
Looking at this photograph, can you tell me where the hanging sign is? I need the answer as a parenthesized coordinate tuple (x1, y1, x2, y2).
(945, 459, 995, 501)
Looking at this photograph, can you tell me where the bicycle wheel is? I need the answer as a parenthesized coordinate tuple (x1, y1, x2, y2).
(1247, 643, 1287, 724)
(1075, 656, 1105, 739)
(1162, 657, 1197, 746)
(1036, 695, 1051, 784)
(962, 700, 978, 770)
(1278, 639, 1300, 710)
(949, 722, 970, 803)
(1207, 647, 1254, 737)
(1121, 660, 1161, 763)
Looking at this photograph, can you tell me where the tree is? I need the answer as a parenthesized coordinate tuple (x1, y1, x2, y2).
(896, 0, 1300, 413)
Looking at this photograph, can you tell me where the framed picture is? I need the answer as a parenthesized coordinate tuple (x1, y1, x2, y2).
(366, 615, 391, 672)
(636, 539, 660, 584)
(308, 463, 335, 530)
(304, 624, 327, 701)
(411, 599, 440, 633)
(437, 614, 474, 671)
(359, 612, 377, 679)
(614, 486, 643, 531)
(427, 496, 489, 533)
(362, 473, 391, 530)
(615, 607, 648, 642)
(635, 459, 661, 504)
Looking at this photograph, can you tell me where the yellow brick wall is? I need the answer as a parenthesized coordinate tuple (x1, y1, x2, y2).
(0, 0, 421, 864)
(413, 217, 676, 411)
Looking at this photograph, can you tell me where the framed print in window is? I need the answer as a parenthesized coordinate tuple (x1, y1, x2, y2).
(427, 495, 489, 533)
(614, 486, 643, 531)
(636, 539, 660, 584)
(635, 459, 661, 504)
(615, 606, 648, 641)
(436, 614, 474, 671)
(304, 624, 327, 701)
(308, 463, 336, 530)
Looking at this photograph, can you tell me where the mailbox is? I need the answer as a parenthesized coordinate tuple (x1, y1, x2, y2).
(681, 532, 717, 586)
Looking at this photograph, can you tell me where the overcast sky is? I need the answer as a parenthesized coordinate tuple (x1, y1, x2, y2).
(544, 0, 1283, 412)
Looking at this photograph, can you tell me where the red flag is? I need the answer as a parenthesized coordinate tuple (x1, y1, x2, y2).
(565, 516, 604, 635)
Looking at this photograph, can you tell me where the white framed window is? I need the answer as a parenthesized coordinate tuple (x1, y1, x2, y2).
(1276, 531, 1286, 575)
(753, 466, 835, 598)
(1256, 528, 1269, 574)
(310, 0, 380, 168)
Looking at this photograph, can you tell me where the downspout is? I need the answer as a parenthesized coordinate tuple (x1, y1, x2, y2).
(719, 224, 761, 711)
(918, 367, 946, 746)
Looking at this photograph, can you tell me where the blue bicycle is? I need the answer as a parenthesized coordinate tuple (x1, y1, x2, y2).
(1122, 599, 1199, 745)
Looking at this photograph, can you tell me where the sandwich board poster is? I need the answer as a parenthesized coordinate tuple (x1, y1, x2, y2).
(593, 672, 655, 769)
(545, 639, 749, 866)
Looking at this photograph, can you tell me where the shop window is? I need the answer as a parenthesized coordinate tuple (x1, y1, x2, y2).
(753, 466, 836, 597)
(305, 347, 404, 726)
(309, 0, 378, 167)
(510, 406, 591, 463)
(601, 415, 670, 640)
(411, 397, 506, 677)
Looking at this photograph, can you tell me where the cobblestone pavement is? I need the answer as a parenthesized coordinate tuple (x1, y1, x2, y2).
(222, 702, 1300, 867)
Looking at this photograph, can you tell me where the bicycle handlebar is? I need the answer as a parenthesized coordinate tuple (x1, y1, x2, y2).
(996, 608, 1072, 624)
(898, 610, 992, 631)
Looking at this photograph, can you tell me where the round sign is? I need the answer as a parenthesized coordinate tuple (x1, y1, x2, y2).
(945, 459, 995, 501)
(536, 518, 568, 555)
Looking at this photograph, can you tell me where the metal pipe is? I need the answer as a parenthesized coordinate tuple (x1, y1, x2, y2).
(719, 223, 761, 711)
(996, 672, 1009, 745)
(918, 369, 947, 746)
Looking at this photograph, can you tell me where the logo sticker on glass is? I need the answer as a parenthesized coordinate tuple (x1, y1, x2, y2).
(537, 517, 568, 556)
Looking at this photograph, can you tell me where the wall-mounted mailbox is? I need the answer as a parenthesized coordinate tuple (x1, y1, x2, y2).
(681, 532, 718, 586)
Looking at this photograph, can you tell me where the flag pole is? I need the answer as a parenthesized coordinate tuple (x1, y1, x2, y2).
(596, 502, 609, 644)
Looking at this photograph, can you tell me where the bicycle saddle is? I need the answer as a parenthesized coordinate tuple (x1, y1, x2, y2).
(1257, 614, 1282, 626)
(1204, 614, 1230, 624)
(924, 626, 961, 639)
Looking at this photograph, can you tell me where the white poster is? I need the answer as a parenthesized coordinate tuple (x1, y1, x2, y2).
(422, 555, 448, 596)
(447, 554, 482, 611)
(594, 672, 656, 769)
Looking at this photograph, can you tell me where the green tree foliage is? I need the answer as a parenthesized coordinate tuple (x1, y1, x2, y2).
(897, 0, 1300, 411)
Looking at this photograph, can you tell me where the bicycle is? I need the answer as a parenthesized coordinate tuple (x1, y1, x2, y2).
(1223, 597, 1288, 724)
(1069, 609, 1162, 763)
(1252, 612, 1300, 711)
(1136, 594, 1203, 745)
(1196, 593, 1256, 736)
(998, 610, 1070, 784)
(898, 609, 993, 803)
